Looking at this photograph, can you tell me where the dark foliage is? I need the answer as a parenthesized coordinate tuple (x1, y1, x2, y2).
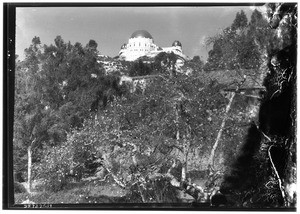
(210, 192, 227, 207)
(90, 74, 127, 111)
(14, 171, 25, 183)
(220, 123, 262, 193)
(14, 182, 28, 193)
(220, 3, 297, 207)
(129, 59, 153, 76)
(259, 44, 296, 136)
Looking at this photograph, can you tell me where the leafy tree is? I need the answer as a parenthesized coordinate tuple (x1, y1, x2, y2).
(220, 3, 297, 208)
(153, 52, 179, 76)
(204, 40, 223, 71)
(14, 37, 48, 192)
(35, 142, 74, 192)
(129, 59, 152, 76)
(231, 10, 248, 31)
(40, 36, 124, 129)
(14, 31, 266, 204)
(31, 55, 257, 200)
(57, 70, 251, 202)
(191, 55, 202, 64)
(86, 39, 98, 51)
(183, 56, 204, 73)
(204, 10, 270, 71)
(14, 36, 128, 193)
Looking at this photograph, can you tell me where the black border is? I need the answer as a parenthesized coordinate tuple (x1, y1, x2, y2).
(3, 2, 296, 211)
(3, 2, 16, 210)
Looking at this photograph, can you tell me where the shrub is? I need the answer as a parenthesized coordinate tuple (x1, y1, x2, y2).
(14, 182, 28, 193)
(35, 143, 74, 192)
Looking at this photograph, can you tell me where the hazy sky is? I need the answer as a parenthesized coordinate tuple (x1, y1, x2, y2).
(16, 6, 263, 61)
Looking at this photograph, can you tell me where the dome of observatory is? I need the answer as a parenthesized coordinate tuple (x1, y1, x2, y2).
(172, 40, 182, 47)
(130, 30, 153, 39)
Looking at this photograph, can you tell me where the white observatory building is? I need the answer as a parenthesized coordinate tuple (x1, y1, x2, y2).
(119, 30, 187, 61)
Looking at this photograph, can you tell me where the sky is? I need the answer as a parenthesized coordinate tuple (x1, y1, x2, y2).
(16, 5, 265, 61)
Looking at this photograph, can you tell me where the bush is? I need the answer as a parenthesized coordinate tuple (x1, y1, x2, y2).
(35, 143, 74, 192)
(14, 193, 30, 204)
(14, 182, 28, 193)
(35, 127, 102, 192)
(129, 59, 152, 76)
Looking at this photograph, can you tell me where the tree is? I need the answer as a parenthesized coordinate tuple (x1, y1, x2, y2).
(183, 56, 204, 73)
(231, 10, 248, 31)
(129, 59, 152, 76)
(14, 36, 127, 193)
(14, 37, 47, 193)
(59, 70, 247, 202)
(86, 39, 98, 51)
(14, 32, 266, 204)
(204, 41, 223, 71)
(153, 52, 179, 76)
(40, 36, 116, 129)
(204, 10, 269, 71)
(220, 3, 297, 208)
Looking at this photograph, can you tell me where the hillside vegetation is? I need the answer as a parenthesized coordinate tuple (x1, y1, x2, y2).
(13, 5, 296, 208)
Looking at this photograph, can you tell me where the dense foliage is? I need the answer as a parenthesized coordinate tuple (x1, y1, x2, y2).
(204, 9, 279, 71)
(220, 4, 297, 208)
(13, 6, 296, 208)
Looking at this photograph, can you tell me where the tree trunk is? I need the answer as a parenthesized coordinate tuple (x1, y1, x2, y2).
(130, 143, 138, 165)
(138, 185, 146, 203)
(181, 133, 190, 183)
(27, 145, 32, 193)
(181, 162, 186, 182)
(268, 145, 287, 206)
(209, 92, 235, 169)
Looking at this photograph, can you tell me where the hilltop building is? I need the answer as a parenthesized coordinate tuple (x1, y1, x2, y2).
(118, 30, 187, 61)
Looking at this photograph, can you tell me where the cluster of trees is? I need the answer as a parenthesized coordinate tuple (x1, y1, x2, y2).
(14, 34, 252, 203)
(13, 7, 295, 207)
(204, 9, 280, 71)
(128, 51, 190, 77)
(220, 4, 297, 208)
(14, 36, 127, 192)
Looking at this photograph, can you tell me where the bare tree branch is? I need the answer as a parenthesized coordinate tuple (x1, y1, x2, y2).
(209, 92, 236, 169)
(101, 155, 127, 189)
(268, 145, 287, 206)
